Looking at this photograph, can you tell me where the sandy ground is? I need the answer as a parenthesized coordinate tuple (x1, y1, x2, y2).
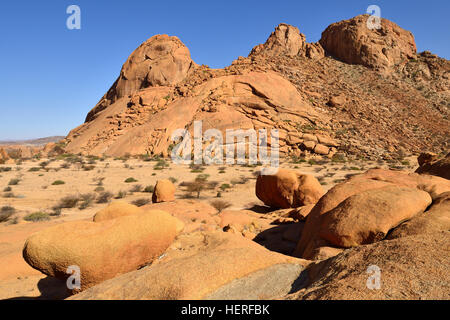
(0, 156, 418, 299)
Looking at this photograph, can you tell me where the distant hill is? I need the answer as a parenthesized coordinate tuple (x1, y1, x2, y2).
(0, 136, 65, 146)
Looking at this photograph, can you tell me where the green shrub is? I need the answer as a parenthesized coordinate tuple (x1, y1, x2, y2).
(143, 185, 154, 193)
(115, 190, 127, 199)
(52, 180, 65, 185)
(24, 212, 50, 222)
(124, 177, 138, 183)
(129, 184, 142, 193)
(3, 186, 12, 192)
(28, 167, 41, 172)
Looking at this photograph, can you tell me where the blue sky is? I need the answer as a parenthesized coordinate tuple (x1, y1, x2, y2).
(0, 0, 448, 140)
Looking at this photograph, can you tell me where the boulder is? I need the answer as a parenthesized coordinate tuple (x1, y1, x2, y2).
(93, 201, 144, 222)
(287, 231, 450, 300)
(320, 14, 416, 70)
(152, 179, 176, 203)
(388, 192, 450, 239)
(256, 169, 325, 209)
(416, 152, 450, 180)
(69, 231, 309, 300)
(23, 210, 182, 291)
(294, 169, 450, 259)
(318, 186, 432, 247)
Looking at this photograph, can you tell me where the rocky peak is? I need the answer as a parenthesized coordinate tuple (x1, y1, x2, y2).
(320, 14, 417, 70)
(85, 34, 197, 122)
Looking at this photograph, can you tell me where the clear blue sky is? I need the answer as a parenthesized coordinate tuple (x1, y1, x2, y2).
(0, 0, 448, 140)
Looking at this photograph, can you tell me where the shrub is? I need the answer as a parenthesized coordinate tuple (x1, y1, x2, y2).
(60, 163, 71, 169)
(3, 192, 16, 198)
(8, 178, 20, 186)
(3, 186, 12, 192)
(96, 191, 113, 204)
(168, 177, 178, 184)
(52, 180, 65, 185)
(0, 206, 15, 222)
(78, 193, 95, 210)
(210, 200, 232, 213)
(82, 164, 96, 171)
(115, 190, 127, 199)
(124, 177, 138, 183)
(24, 212, 50, 222)
(0, 167, 12, 172)
(129, 184, 142, 193)
(94, 186, 105, 192)
(143, 185, 154, 193)
(57, 195, 80, 208)
(28, 167, 41, 172)
(220, 183, 231, 191)
(131, 198, 151, 207)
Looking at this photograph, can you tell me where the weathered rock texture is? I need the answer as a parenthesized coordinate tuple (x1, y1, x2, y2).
(255, 169, 324, 208)
(416, 152, 450, 180)
(68, 231, 309, 300)
(23, 210, 182, 291)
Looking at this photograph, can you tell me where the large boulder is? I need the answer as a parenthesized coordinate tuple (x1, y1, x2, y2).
(152, 179, 176, 203)
(320, 14, 416, 70)
(93, 201, 144, 222)
(294, 169, 450, 259)
(318, 186, 431, 247)
(287, 231, 450, 300)
(256, 169, 325, 209)
(415, 152, 450, 180)
(23, 210, 182, 291)
(69, 231, 309, 300)
(388, 192, 450, 239)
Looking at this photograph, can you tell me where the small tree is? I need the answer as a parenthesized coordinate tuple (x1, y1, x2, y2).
(210, 200, 232, 213)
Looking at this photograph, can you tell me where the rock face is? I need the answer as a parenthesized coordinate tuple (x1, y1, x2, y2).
(68, 231, 309, 300)
(416, 152, 450, 180)
(250, 23, 306, 57)
(23, 209, 182, 291)
(152, 179, 176, 203)
(250, 23, 324, 60)
(0, 147, 9, 162)
(320, 14, 417, 70)
(93, 201, 144, 222)
(318, 186, 431, 247)
(388, 192, 450, 239)
(65, 70, 322, 157)
(86, 34, 197, 122)
(294, 169, 450, 259)
(287, 231, 450, 300)
(255, 169, 325, 209)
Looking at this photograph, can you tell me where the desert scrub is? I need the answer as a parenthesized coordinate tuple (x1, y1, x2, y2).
(124, 177, 138, 183)
(96, 191, 113, 204)
(0, 206, 15, 223)
(131, 198, 151, 207)
(24, 212, 50, 222)
(168, 177, 178, 184)
(56, 195, 80, 209)
(28, 167, 41, 172)
(8, 178, 20, 186)
(143, 185, 154, 193)
(129, 184, 142, 193)
(3, 186, 12, 192)
(220, 183, 231, 191)
(115, 190, 128, 199)
(210, 200, 232, 213)
(94, 186, 105, 193)
(52, 180, 65, 185)
(0, 167, 12, 172)
(3, 192, 16, 198)
(78, 193, 95, 210)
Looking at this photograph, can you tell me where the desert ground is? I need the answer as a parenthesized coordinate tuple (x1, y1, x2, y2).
(0, 154, 418, 299)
